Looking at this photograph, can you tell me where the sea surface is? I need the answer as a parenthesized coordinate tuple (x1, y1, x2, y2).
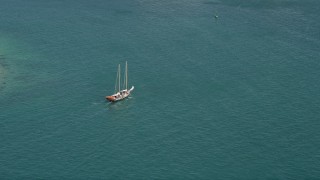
(0, 0, 320, 179)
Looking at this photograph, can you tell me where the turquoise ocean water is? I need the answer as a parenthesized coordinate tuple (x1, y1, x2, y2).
(1, 0, 320, 179)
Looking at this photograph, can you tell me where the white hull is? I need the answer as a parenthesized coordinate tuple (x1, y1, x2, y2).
(107, 86, 134, 102)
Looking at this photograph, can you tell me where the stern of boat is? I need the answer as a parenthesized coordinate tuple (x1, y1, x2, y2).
(106, 96, 116, 102)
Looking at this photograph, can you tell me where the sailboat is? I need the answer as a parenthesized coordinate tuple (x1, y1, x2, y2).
(106, 61, 134, 102)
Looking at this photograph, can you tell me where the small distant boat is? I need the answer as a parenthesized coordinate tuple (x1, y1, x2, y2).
(106, 61, 134, 102)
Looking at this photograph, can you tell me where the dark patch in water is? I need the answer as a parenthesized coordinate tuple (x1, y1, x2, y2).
(13, 74, 35, 82)
(217, 0, 320, 11)
(203, 1, 220, 5)
(0, 56, 9, 68)
(0, 56, 7, 91)
(114, 9, 133, 15)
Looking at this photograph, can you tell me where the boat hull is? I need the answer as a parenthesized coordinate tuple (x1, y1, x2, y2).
(106, 86, 134, 102)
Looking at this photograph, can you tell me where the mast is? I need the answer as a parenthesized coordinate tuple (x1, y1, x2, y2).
(123, 63, 126, 90)
(126, 61, 128, 90)
(114, 64, 119, 94)
(119, 64, 121, 93)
